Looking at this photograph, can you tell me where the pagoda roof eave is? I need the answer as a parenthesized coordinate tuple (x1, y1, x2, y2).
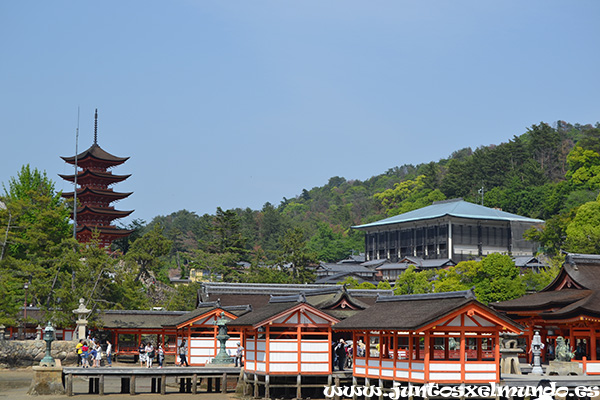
(61, 143, 129, 165)
(76, 226, 134, 237)
(58, 170, 131, 183)
(74, 206, 134, 217)
(62, 188, 133, 200)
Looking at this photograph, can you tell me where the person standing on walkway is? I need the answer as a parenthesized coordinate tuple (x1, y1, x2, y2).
(93, 344, 102, 367)
(75, 340, 84, 367)
(105, 340, 112, 367)
(138, 342, 146, 367)
(335, 339, 346, 371)
(81, 342, 90, 368)
(145, 343, 155, 368)
(235, 342, 244, 367)
(179, 340, 189, 367)
(157, 344, 165, 368)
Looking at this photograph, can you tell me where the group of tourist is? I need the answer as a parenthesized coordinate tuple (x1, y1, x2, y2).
(138, 342, 165, 368)
(73, 337, 243, 368)
(75, 338, 112, 368)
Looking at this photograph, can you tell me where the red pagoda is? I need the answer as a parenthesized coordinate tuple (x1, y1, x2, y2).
(59, 110, 134, 247)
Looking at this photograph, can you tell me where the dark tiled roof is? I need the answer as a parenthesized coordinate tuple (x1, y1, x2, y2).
(337, 254, 366, 264)
(227, 301, 300, 327)
(165, 304, 252, 327)
(203, 294, 273, 309)
(540, 291, 600, 319)
(227, 286, 367, 327)
(334, 296, 471, 331)
(361, 259, 388, 268)
(200, 283, 391, 309)
(333, 290, 518, 331)
(315, 272, 372, 284)
(545, 254, 600, 291)
(376, 263, 410, 271)
(61, 143, 129, 164)
(317, 263, 375, 274)
(58, 170, 131, 183)
(100, 310, 187, 329)
(492, 289, 592, 311)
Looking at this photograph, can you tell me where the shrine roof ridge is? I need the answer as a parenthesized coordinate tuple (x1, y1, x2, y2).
(565, 253, 600, 264)
(269, 293, 306, 303)
(376, 289, 476, 303)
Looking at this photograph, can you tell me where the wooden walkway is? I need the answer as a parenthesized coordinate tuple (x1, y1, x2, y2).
(62, 366, 241, 396)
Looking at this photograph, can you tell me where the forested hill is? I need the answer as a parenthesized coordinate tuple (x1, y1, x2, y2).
(2, 120, 600, 323)
(136, 120, 600, 268)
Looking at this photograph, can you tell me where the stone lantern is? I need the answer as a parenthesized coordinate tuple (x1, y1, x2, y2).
(40, 322, 56, 367)
(211, 312, 234, 364)
(0, 324, 5, 340)
(72, 298, 91, 341)
(28, 321, 64, 395)
(531, 330, 544, 375)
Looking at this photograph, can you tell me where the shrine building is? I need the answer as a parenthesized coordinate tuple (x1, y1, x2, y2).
(493, 253, 600, 375)
(59, 110, 133, 247)
(354, 198, 543, 263)
(333, 290, 522, 385)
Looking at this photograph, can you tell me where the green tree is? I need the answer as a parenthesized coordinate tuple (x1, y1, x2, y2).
(166, 282, 202, 311)
(190, 249, 240, 282)
(377, 280, 392, 290)
(1, 165, 71, 260)
(306, 223, 353, 262)
(277, 227, 316, 283)
(565, 199, 600, 254)
(112, 218, 147, 254)
(374, 175, 446, 217)
(125, 224, 173, 283)
(433, 255, 526, 304)
(209, 207, 246, 256)
(337, 276, 360, 288)
(393, 265, 433, 295)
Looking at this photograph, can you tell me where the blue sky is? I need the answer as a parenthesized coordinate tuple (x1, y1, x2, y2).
(1, 1, 599, 224)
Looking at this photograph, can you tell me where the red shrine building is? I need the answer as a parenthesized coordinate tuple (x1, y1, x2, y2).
(59, 110, 133, 247)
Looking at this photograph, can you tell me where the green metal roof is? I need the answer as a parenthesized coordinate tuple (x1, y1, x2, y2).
(353, 199, 544, 230)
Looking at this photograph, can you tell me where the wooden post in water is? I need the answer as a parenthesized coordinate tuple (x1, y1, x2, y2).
(296, 374, 302, 399)
(161, 374, 166, 395)
(130, 375, 136, 395)
(254, 374, 258, 398)
(265, 374, 270, 399)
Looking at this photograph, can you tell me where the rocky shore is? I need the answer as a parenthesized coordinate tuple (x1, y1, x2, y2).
(0, 340, 76, 368)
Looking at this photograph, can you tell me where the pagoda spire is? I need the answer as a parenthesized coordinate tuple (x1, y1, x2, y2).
(94, 109, 98, 145)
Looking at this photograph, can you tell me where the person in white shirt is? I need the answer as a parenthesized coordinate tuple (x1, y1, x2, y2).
(105, 340, 113, 367)
(145, 343, 155, 368)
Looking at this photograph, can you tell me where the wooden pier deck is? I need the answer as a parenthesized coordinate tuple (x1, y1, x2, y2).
(62, 366, 241, 396)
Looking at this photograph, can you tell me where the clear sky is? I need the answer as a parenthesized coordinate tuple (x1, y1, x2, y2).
(1, 1, 599, 224)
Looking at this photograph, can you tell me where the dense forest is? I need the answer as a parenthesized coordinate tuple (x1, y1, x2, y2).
(1, 120, 600, 325)
(126, 120, 600, 266)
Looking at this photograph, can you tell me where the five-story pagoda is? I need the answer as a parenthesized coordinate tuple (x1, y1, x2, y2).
(59, 110, 134, 247)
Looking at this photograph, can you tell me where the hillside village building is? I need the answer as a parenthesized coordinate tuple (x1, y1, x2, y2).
(353, 198, 543, 263)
